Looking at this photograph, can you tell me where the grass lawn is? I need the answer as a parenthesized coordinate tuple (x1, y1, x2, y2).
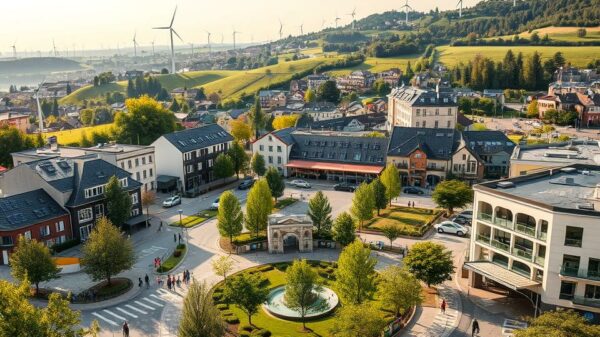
(170, 209, 217, 228)
(437, 45, 600, 68)
(212, 262, 396, 337)
(367, 206, 440, 236)
(273, 197, 298, 212)
(508, 134, 524, 144)
(328, 55, 419, 76)
(43, 123, 115, 145)
(157, 244, 186, 273)
(484, 26, 600, 43)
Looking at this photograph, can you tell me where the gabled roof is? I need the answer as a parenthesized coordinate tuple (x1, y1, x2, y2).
(160, 124, 233, 152)
(296, 113, 386, 131)
(272, 128, 295, 145)
(0, 189, 68, 231)
(389, 86, 457, 107)
(387, 127, 460, 160)
(462, 131, 515, 156)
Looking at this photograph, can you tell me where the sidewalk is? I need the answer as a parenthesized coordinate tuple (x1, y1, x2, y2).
(400, 285, 461, 337)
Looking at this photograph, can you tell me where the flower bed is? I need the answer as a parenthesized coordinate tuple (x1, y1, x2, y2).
(157, 244, 187, 273)
(170, 209, 217, 228)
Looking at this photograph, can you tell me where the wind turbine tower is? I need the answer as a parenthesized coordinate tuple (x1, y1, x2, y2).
(233, 29, 240, 50)
(52, 39, 58, 57)
(334, 13, 341, 28)
(299, 23, 304, 36)
(400, 0, 412, 26)
(348, 7, 357, 30)
(132, 32, 139, 58)
(11, 42, 16, 59)
(206, 31, 212, 54)
(153, 6, 183, 74)
(189, 43, 194, 58)
(457, 0, 464, 18)
(279, 20, 283, 40)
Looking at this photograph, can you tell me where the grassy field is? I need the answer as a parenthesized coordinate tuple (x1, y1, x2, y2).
(43, 123, 115, 145)
(59, 70, 239, 105)
(437, 45, 600, 67)
(486, 26, 600, 43)
(368, 206, 440, 236)
(169, 209, 217, 228)
(328, 55, 419, 76)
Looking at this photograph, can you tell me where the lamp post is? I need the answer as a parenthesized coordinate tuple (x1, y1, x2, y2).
(178, 209, 183, 244)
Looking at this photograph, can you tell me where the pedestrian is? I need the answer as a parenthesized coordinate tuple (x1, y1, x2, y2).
(122, 321, 129, 337)
(138, 277, 143, 288)
(440, 299, 446, 314)
(178, 233, 182, 243)
(408, 200, 410, 207)
(176, 276, 181, 287)
(167, 277, 172, 291)
(472, 318, 480, 336)
(173, 233, 177, 242)
(145, 274, 150, 289)
(156, 276, 161, 287)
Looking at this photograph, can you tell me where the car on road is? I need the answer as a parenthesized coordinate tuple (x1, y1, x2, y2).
(403, 186, 424, 195)
(290, 179, 311, 188)
(162, 195, 181, 208)
(210, 198, 220, 210)
(334, 182, 358, 192)
(238, 178, 255, 190)
(434, 221, 469, 237)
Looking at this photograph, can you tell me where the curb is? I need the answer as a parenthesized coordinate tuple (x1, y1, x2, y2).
(65, 279, 144, 311)
(155, 245, 190, 276)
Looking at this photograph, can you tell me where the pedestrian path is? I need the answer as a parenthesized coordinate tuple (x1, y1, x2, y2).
(502, 319, 528, 337)
(417, 285, 461, 337)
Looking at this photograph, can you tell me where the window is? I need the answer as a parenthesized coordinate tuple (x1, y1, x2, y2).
(186, 165, 194, 173)
(416, 122, 420, 127)
(95, 204, 104, 216)
(78, 208, 93, 222)
(447, 120, 451, 128)
(85, 185, 105, 199)
(131, 208, 140, 217)
(448, 108, 452, 115)
(268, 146, 273, 152)
(416, 109, 421, 116)
(149, 168, 153, 177)
(423, 109, 427, 116)
(40, 225, 51, 237)
(23, 231, 31, 240)
(143, 170, 147, 179)
(135, 158, 139, 167)
(435, 109, 439, 115)
(197, 163, 203, 170)
(131, 193, 139, 205)
(559, 281, 576, 300)
(277, 156, 282, 164)
(208, 159, 213, 167)
(136, 172, 141, 181)
(120, 162, 125, 169)
(142, 157, 146, 165)
(55, 221, 65, 232)
(415, 153, 422, 158)
(184, 152, 192, 161)
(149, 155, 153, 163)
(422, 121, 426, 128)
(589, 258, 600, 279)
(128, 160, 132, 169)
(565, 226, 583, 247)
(277, 146, 282, 153)
(585, 284, 600, 300)
(259, 145, 264, 151)
(120, 178, 128, 187)
(268, 156, 273, 164)
(462, 154, 467, 160)
(562, 254, 580, 275)
(434, 121, 439, 128)
(268, 136, 273, 141)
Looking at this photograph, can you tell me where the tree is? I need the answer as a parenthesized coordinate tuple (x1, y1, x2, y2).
(304, 88, 316, 105)
(213, 153, 235, 181)
(245, 179, 273, 238)
(223, 273, 268, 326)
(80, 217, 135, 286)
(79, 108, 95, 126)
(265, 166, 285, 201)
(317, 80, 341, 103)
(66, 83, 72, 95)
(0, 126, 36, 168)
(381, 224, 402, 248)
(169, 98, 181, 112)
(373, 78, 391, 96)
(371, 178, 387, 215)
(335, 240, 377, 304)
(251, 152, 266, 176)
(431, 180, 473, 215)
(227, 142, 248, 178)
(527, 99, 539, 118)
(10, 236, 60, 295)
(217, 191, 243, 244)
(272, 115, 300, 130)
(330, 303, 386, 337)
(403, 241, 454, 287)
(248, 97, 265, 139)
(211, 255, 235, 283)
(229, 119, 252, 143)
(141, 191, 156, 228)
(514, 309, 600, 337)
(380, 164, 400, 206)
(178, 280, 225, 337)
(104, 175, 133, 226)
(307, 191, 333, 237)
(351, 182, 375, 231)
(114, 96, 177, 145)
(284, 259, 321, 330)
(378, 265, 423, 317)
(577, 28, 587, 38)
(332, 212, 356, 246)
(161, 68, 169, 74)
(52, 99, 59, 116)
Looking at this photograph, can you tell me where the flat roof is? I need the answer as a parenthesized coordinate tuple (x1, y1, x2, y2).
(286, 160, 384, 174)
(513, 141, 600, 166)
(84, 144, 153, 154)
(464, 261, 540, 290)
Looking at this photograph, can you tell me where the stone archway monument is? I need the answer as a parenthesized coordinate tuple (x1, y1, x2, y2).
(267, 214, 313, 254)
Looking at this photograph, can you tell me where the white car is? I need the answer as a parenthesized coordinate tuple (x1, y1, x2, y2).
(210, 198, 220, 210)
(162, 195, 181, 208)
(434, 221, 470, 237)
(291, 179, 311, 188)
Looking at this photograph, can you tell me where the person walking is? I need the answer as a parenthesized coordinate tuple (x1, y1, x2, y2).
(138, 277, 143, 288)
(178, 233, 182, 244)
(122, 321, 129, 337)
(144, 274, 150, 289)
(440, 299, 446, 314)
(167, 276, 172, 291)
(472, 318, 480, 336)
(173, 233, 177, 242)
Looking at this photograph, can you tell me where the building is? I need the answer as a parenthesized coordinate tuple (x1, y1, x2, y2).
(258, 90, 287, 110)
(387, 86, 458, 130)
(290, 79, 308, 93)
(576, 93, 600, 127)
(460, 131, 515, 179)
(306, 74, 330, 90)
(483, 89, 506, 106)
(0, 156, 143, 241)
(151, 124, 234, 195)
(267, 214, 313, 254)
(336, 70, 375, 93)
(0, 189, 72, 265)
(252, 128, 295, 176)
(465, 165, 600, 318)
(379, 69, 402, 87)
(0, 112, 31, 133)
(509, 140, 600, 177)
(304, 105, 343, 122)
(537, 96, 559, 118)
(286, 130, 388, 183)
(296, 113, 387, 132)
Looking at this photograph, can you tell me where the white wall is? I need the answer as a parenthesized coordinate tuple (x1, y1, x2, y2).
(252, 135, 290, 176)
(151, 137, 184, 187)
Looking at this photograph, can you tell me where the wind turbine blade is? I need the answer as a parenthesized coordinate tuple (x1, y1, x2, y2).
(170, 6, 178, 28)
(172, 29, 183, 42)
(456, 0, 461, 7)
(153, 27, 170, 30)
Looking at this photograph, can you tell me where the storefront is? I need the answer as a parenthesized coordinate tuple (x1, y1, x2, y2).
(286, 160, 384, 183)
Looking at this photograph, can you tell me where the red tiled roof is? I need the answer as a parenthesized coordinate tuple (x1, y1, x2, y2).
(286, 160, 384, 174)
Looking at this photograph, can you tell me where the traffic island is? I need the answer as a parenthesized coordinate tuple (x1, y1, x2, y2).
(157, 244, 187, 273)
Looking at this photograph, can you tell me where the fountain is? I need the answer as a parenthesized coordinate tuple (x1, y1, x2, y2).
(262, 286, 339, 320)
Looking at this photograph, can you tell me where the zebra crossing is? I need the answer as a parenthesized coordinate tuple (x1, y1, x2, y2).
(90, 288, 182, 328)
(420, 285, 461, 337)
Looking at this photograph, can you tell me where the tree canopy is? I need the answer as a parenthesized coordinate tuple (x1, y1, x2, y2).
(248, 97, 265, 139)
(378, 265, 423, 317)
(265, 166, 285, 201)
(213, 153, 235, 180)
(178, 280, 225, 337)
(432, 180, 473, 214)
(403, 241, 454, 287)
(351, 182, 375, 231)
(335, 240, 377, 304)
(251, 152, 266, 176)
(330, 303, 387, 337)
(227, 142, 249, 178)
(223, 273, 269, 325)
(245, 179, 273, 238)
(514, 309, 600, 337)
(113, 95, 177, 145)
(284, 259, 322, 329)
(272, 115, 300, 130)
(217, 191, 243, 243)
(307, 191, 333, 237)
(380, 164, 400, 206)
(332, 212, 356, 246)
(371, 178, 387, 215)
(229, 119, 252, 143)
(104, 175, 133, 227)
(10, 236, 60, 294)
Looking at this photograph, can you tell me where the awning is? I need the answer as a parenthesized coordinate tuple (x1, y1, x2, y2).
(464, 261, 541, 290)
(124, 214, 151, 226)
(286, 160, 384, 175)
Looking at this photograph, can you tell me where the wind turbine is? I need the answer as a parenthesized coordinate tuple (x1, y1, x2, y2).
(10, 41, 16, 59)
(299, 23, 304, 36)
(132, 31, 139, 58)
(153, 6, 183, 74)
(348, 7, 357, 30)
(151, 39, 155, 58)
(52, 39, 58, 57)
(334, 13, 341, 28)
(221, 33, 224, 45)
(278, 20, 284, 40)
(400, 0, 412, 25)
(189, 43, 194, 58)
(457, 0, 463, 18)
(34, 80, 45, 133)
(513, 0, 517, 6)
(321, 18, 327, 29)
(205, 31, 212, 54)
(232, 29, 241, 50)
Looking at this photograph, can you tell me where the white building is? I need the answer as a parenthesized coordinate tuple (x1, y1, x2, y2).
(252, 128, 294, 176)
(465, 165, 600, 317)
(387, 85, 458, 130)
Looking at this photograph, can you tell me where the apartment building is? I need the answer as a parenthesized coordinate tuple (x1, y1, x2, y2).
(387, 85, 458, 130)
(466, 165, 600, 318)
(252, 128, 295, 176)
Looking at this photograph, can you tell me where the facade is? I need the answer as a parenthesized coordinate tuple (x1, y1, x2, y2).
(0, 112, 30, 133)
(296, 113, 387, 132)
(0, 189, 72, 265)
(387, 86, 458, 130)
(537, 96, 560, 118)
(267, 214, 313, 254)
(336, 70, 376, 93)
(460, 131, 515, 179)
(290, 79, 308, 93)
(576, 93, 600, 127)
(379, 69, 402, 87)
(466, 165, 600, 317)
(252, 128, 294, 176)
(258, 90, 287, 110)
(306, 74, 330, 90)
(151, 124, 234, 195)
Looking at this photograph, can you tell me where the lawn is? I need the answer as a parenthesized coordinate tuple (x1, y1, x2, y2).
(157, 244, 186, 273)
(437, 45, 600, 68)
(212, 261, 397, 337)
(484, 26, 600, 43)
(508, 134, 524, 144)
(273, 197, 298, 212)
(170, 209, 217, 228)
(328, 55, 419, 76)
(43, 123, 115, 145)
(367, 206, 441, 237)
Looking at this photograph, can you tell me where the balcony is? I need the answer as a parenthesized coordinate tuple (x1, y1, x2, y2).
(513, 247, 533, 261)
(427, 166, 446, 172)
(515, 223, 536, 238)
(493, 217, 513, 229)
(477, 213, 492, 222)
(491, 239, 510, 252)
(476, 234, 491, 244)
(538, 231, 548, 241)
(534, 256, 545, 266)
(572, 296, 600, 309)
(559, 266, 600, 281)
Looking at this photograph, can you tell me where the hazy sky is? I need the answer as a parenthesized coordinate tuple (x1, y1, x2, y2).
(0, 0, 481, 54)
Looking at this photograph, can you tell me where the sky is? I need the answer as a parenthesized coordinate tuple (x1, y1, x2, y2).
(0, 0, 482, 55)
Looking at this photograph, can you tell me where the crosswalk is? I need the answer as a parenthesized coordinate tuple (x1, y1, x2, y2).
(502, 318, 528, 337)
(90, 288, 182, 328)
(137, 245, 167, 259)
(419, 286, 460, 337)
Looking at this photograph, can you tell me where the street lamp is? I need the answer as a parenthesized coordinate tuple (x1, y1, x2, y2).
(178, 209, 183, 226)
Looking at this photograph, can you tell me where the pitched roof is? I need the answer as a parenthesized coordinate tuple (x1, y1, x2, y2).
(272, 128, 295, 145)
(389, 86, 457, 107)
(462, 131, 515, 156)
(0, 189, 68, 231)
(160, 124, 233, 152)
(296, 113, 386, 131)
(387, 127, 460, 160)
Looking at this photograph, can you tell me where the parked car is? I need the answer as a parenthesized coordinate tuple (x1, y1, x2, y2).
(434, 221, 470, 237)
(210, 198, 220, 210)
(238, 179, 255, 190)
(334, 182, 358, 192)
(403, 187, 424, 195)
(456, 209, 473, 219)
(290, 179, 311, 188)
(450, 215, 471, 226)
(162, 195, 181, 208)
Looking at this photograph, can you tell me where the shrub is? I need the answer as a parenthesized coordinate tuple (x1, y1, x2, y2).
(224, 316, 240, 324)
(212, 292, 223, 302)
(274, 262, 289, 271)
(239, 332, 251, 337)
(220, 310, 233, 316)
(216, 303, 229, 310)
(173, 250, 182, 258)
(251, 329, 272, 337)
(257, 265, 274, 272)
(239, 324, 254, 333)
(176, 243, 186, 250)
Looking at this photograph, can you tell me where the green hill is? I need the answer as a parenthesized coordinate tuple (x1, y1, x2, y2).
(0, 57, 85, 76)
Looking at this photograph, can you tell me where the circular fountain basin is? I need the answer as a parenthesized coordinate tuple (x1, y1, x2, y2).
(262, 285, 339, 320)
